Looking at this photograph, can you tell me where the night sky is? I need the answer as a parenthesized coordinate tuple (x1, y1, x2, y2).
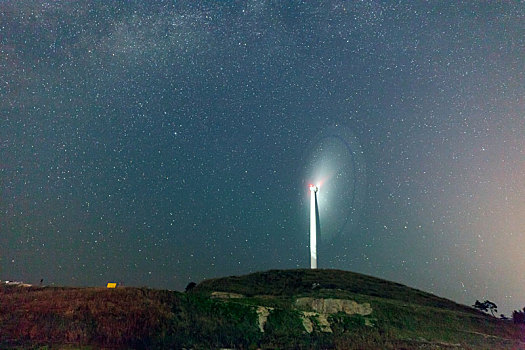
(1, 1, 524, 315)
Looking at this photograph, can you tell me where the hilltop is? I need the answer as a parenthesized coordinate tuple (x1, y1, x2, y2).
(1, 269, 524, 349)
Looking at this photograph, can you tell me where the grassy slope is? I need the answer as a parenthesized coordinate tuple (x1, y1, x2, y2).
(1, 269, 524, 349)
(196, 269, 525, 349)
(195, 269, 476, 312)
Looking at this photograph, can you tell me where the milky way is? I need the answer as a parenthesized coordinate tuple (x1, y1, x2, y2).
(1, 1, 524, 314)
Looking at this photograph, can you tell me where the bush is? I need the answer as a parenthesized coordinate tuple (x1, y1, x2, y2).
(512, 309, 525, 324)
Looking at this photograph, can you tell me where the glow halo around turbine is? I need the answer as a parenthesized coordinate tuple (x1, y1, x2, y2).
(302, 125, 367, 241)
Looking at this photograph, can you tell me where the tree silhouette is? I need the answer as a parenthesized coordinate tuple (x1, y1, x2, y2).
(484, 300, 498, 317)
(472, 300, 498, 317)
(473, 300, 487, 312)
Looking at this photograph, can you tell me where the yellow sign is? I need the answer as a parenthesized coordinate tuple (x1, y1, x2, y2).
(107, 283, 117, 288)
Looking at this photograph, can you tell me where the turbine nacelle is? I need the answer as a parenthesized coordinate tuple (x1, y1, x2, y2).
(309, 184, 319, 193)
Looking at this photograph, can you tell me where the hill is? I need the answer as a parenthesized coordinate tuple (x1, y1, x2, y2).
(1, 269, 524, 349)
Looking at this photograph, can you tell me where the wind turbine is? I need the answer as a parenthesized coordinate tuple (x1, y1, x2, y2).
(304, 126, 366, 270)
(309, 184, 319, 269)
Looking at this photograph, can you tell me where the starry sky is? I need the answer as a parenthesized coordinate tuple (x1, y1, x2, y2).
(1, 1, 524, 314)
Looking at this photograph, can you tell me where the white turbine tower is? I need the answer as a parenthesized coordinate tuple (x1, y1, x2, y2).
(309, 184, 319, 269)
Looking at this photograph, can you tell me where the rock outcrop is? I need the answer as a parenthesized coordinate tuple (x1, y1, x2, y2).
(256, 306, 273, 332)
(295, 298, 372, 333)
(295, 297, 372, 315)
(301, 311, 333, 333)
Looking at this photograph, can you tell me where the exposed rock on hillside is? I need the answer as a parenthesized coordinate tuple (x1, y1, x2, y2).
(295, 298, 372, 333)
(301, 311, 333, 333)
(295, 297, 372, 315)
(256, 306, 273, 332)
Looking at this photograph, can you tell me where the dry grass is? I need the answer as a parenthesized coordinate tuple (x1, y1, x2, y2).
(0, 286, 176, 348)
